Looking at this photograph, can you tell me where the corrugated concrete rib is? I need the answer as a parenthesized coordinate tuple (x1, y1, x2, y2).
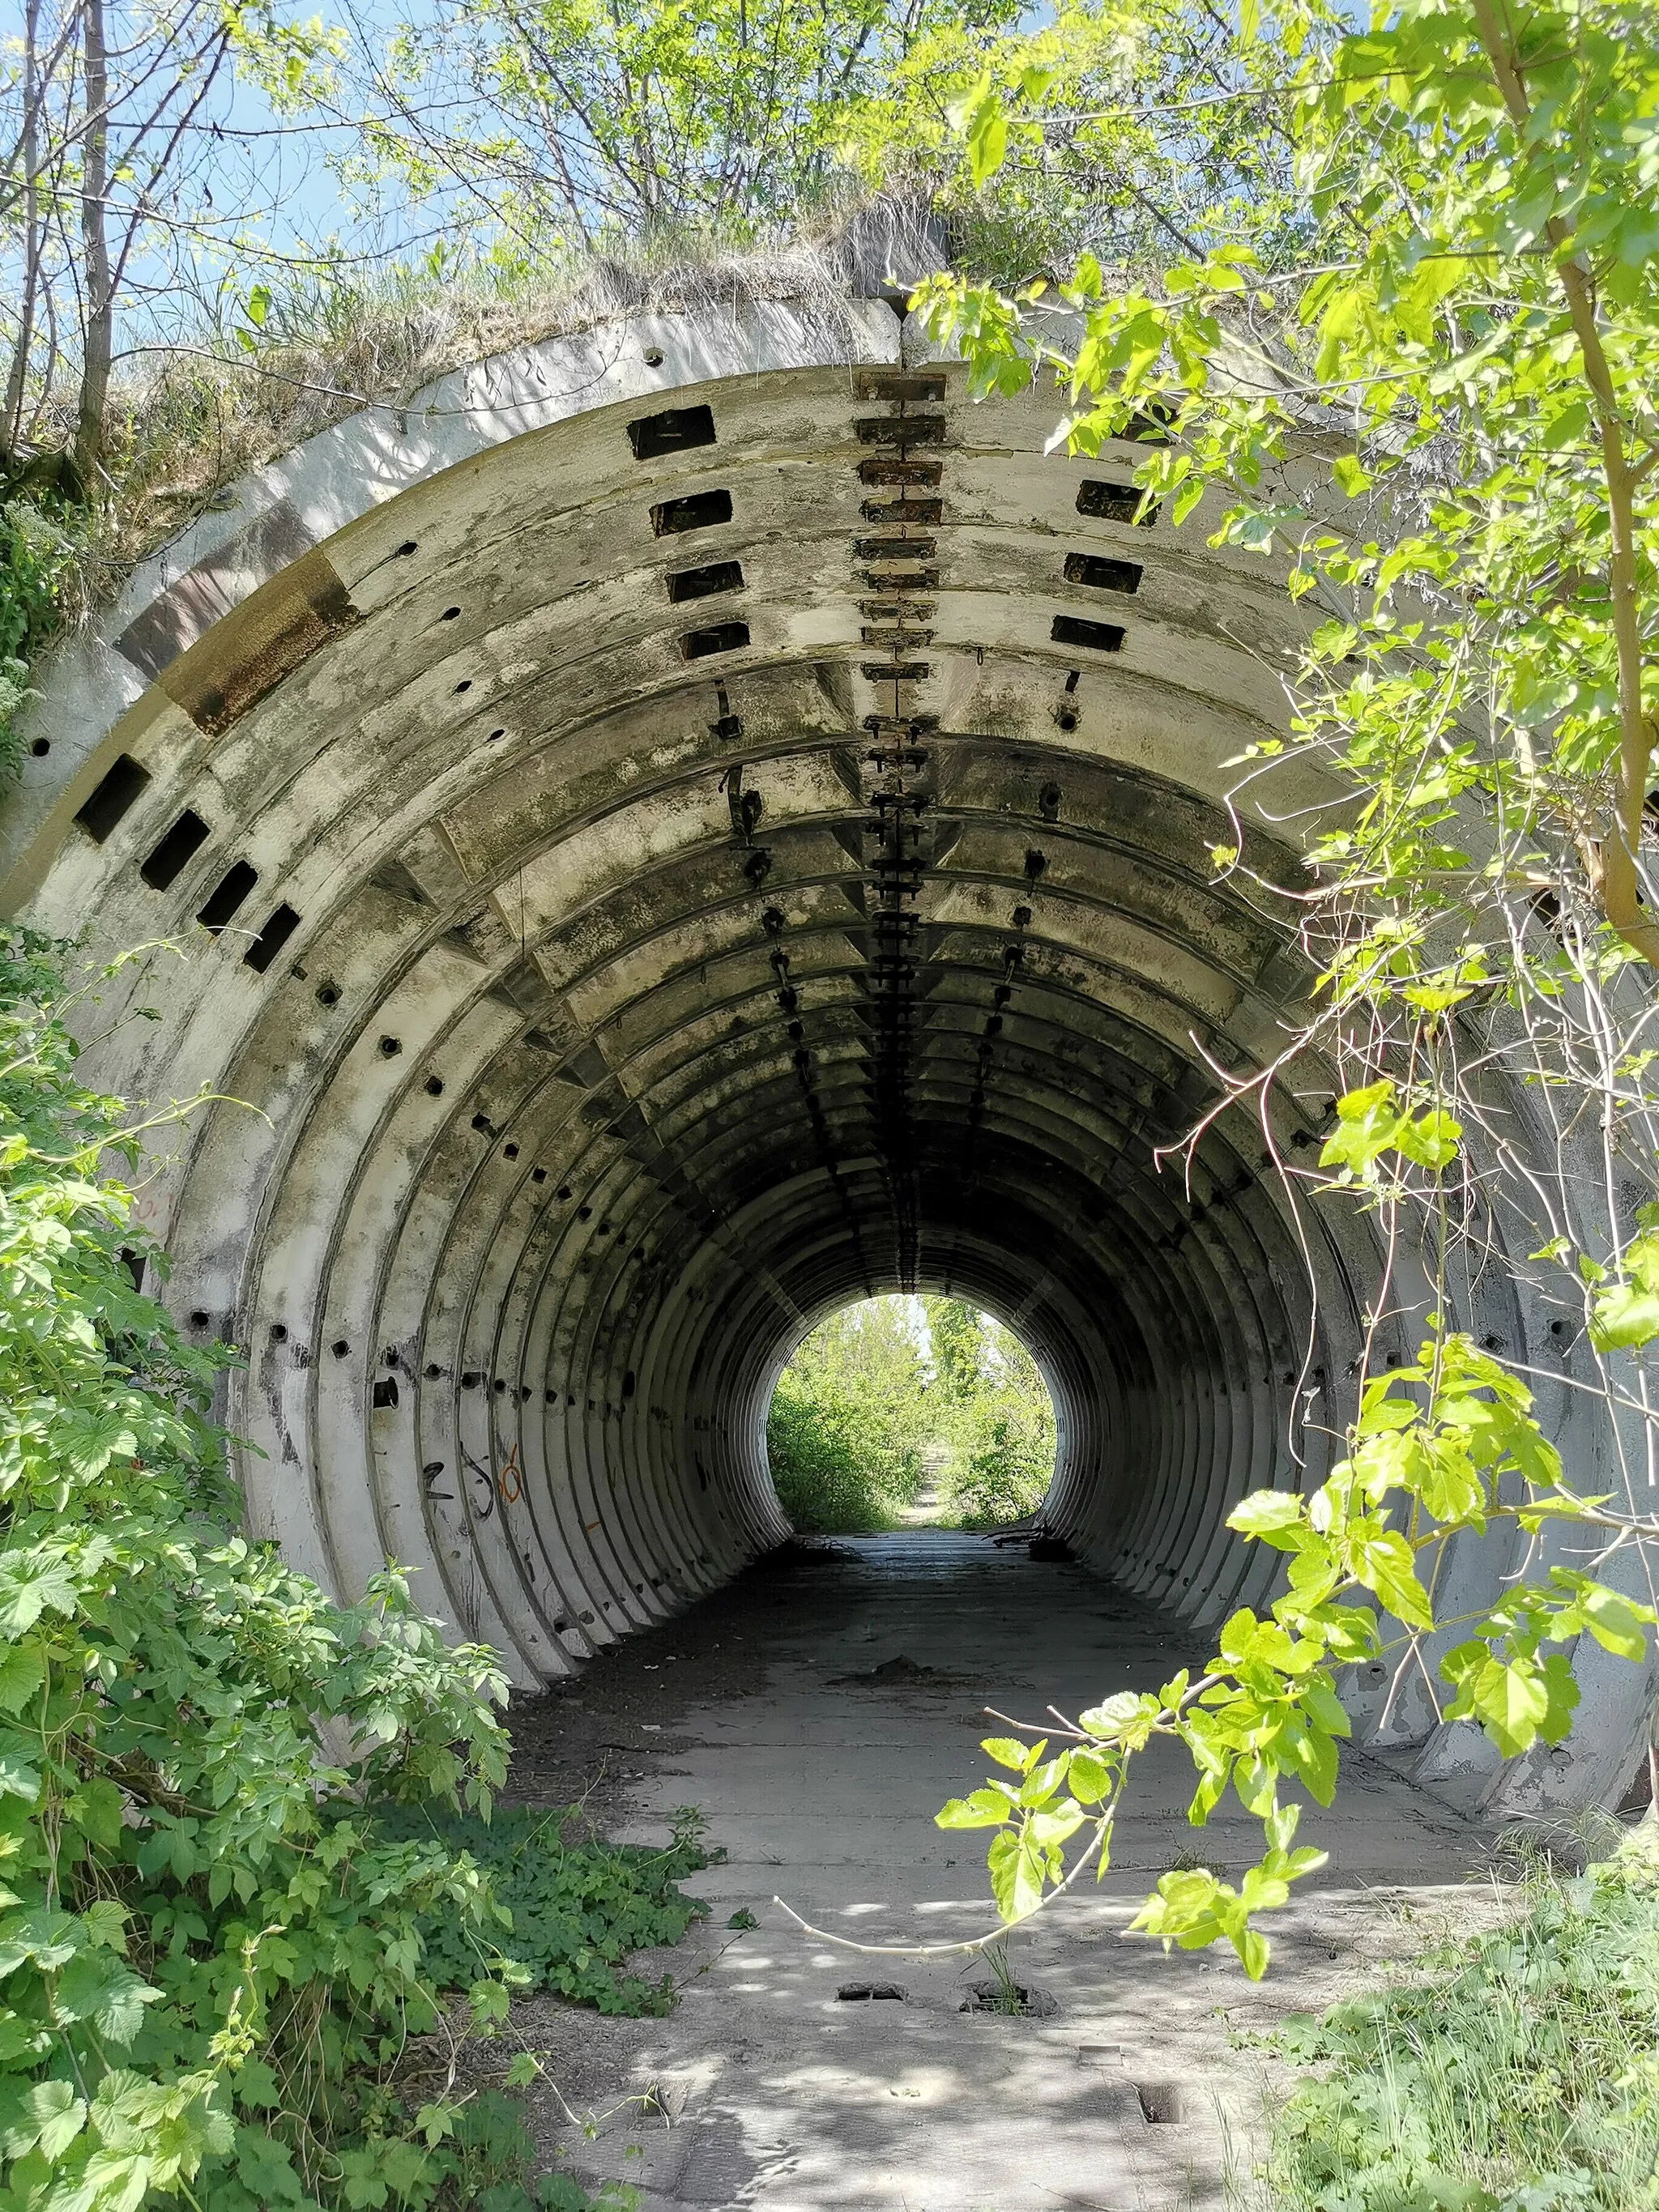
(2, 298, 1650, 1822)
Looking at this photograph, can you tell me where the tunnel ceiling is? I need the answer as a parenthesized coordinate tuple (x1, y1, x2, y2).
(6, 294, 1529, 1734)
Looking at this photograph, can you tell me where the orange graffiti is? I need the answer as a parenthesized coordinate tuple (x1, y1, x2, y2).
(497, 1443, 523, 1504)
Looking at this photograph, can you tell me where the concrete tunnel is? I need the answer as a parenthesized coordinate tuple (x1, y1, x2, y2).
(3, 291, 1651, 1820)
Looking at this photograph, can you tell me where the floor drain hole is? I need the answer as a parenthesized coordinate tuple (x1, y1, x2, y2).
(1137, 2082, 1185, 2125)
(837, 1983, 906, 2002)
(959, 1981, 1059, 2018)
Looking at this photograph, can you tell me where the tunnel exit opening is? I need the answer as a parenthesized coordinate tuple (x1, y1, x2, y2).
(762, 1295, 1056, 1537)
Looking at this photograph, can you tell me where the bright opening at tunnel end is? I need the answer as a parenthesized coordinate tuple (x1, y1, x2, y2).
(763, 1295, 1056, 1535)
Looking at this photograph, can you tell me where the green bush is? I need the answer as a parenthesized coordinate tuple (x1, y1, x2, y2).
(765, 1299, 930, 1532)
(937, 1387, 1055, 1530)
(1260, 1825, 1659, 2212)
(766, 1365, 913, 1532)
(928, 1303, 1055, 1530)
(0, 927, 680, 2211)
(766, 1297, 1056, 1532)
(371, 1802, 712, 2017)
(0, 500, 78, 780)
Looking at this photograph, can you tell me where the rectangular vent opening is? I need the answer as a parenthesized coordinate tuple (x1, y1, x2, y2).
(371, 1376, 400, 1409)
(197, 859, 258, 932)
(667, 560, 744, 603)
(140, 808, 211, 889)
(243, 902, 301, 974)
(651, 487, 733, 536)
(1064, 552, 1143, 595)
(75, 754, 151, 843)
(1077, 480, 1159, 526)
(628, 403, 716, 461)
(680, 620, 750, 660)
(857, 458, 943, 488)
(1051, 614, 1125, 654)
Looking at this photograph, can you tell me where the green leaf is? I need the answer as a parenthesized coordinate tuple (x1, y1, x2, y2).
(987, 1831, 1044, 1922)
(54, 1953, 161, 2044)
(1589, 1282, 1659, 1351)
(1066, 1749, 1114, 1804)
(0, 1555, 79, 1635)
(236, 2125, 308, 2201)
(0, 1643, 46, 1715)
(0, 2078, 87, 2162)
(0, 1907, 81, 1976)
(936, 1787, 1016, 1830)
(1351, 1530, 1434, 1631)
(1227, 1490, 1306, 1548)
(980, 1737, 1029, 1771)
(1555, 1575, 1653, 1660)
(1449, 1656, 1551, 1758)
(1078, 1692, 1156, 1743)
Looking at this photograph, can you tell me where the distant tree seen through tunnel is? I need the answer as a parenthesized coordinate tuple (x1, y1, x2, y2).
(765, 1296, 1056, 1534)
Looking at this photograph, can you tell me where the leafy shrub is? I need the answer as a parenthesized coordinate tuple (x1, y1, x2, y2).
(766, 1299, 930, 1532)
(0, 500, 78, 779)
(766, 1297, 1056, 1532)
(371, 1802, 712, 2016)
(1259, 1826, 1659, 2212)
(0, 927, 566, 2210)
(766, 1366, 910, 1532)
(928, 1304, 1056, 1529)
(420, 2089, 636, 2212)
(938, 1387, 1055, 1529)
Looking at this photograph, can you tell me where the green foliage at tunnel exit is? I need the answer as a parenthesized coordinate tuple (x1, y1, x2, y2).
(765, 1298, 930, 1531)
(764, 1296, 1055, 1532)
(0, 924, 690, 2211)
(923, 1299, 1056, 1531)
(1250, 1826, 1659, 2212)
(370, 1801, 712, 2016)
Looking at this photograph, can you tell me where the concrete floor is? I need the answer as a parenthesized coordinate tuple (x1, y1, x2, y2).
(501, 1534, 1494, 2212)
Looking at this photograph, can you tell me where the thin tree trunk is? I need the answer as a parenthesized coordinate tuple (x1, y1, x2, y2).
(74, 0, 113, 488)
(1468, 0, 1659, 967)
(2, 0, 44, 458)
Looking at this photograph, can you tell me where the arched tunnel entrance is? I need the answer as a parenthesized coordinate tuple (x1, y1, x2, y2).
(3, 296, 1644, 1820)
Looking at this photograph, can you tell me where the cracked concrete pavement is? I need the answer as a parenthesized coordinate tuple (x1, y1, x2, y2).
(500, 1532, 1495, 2212)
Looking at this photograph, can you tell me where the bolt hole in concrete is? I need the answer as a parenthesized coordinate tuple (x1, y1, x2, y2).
(836, 1983, 906, 2002)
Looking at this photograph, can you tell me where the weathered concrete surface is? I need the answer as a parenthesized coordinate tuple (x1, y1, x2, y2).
(500, 1532, 1490, 2212)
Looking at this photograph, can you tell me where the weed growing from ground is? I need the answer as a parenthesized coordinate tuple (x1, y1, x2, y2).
(371, 1803, 713, 2017)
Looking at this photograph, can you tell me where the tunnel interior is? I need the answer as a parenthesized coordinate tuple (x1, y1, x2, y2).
(8, 295, 1637, 1816)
